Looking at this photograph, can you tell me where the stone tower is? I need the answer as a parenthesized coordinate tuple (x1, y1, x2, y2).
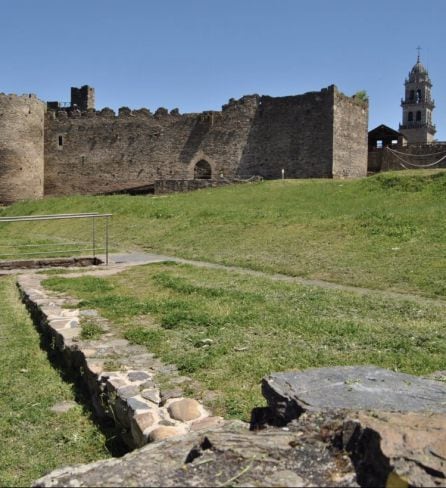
(399, 52, 436, 143)
(71, 85, 95, 111)
(0, 93, 45, 204)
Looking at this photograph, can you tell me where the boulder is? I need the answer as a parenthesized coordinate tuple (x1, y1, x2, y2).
(262, 366, 446, 423)
(33, 419, 358, 487)
(343, 411, 446, 487)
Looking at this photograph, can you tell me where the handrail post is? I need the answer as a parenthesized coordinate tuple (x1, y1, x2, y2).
(92, 216, 96, 260)
(105, 216, 109, 266)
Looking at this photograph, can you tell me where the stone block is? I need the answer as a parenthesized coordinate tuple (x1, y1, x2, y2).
(127, 396, 151, 413)
(167, 398, 202, 422)
(130, 412, 157, 447)
(190, 416, 224, 431)
(141, 389, 161, 405)
(262, 366, 446, 423)
(127, 371, 151, 382)
(148, 425, 187, 442)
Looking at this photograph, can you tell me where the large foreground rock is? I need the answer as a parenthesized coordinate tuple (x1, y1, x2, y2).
(343, 411, 446, 487)
(34, 418, 358, 487)
(262, 366, 446, 423)
(34, 366, 446, 487)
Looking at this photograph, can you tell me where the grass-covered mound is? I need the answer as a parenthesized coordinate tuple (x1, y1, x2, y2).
(1, 170, 445, 297)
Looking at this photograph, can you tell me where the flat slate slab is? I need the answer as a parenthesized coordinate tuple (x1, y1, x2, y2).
(262, 366, 446, 423)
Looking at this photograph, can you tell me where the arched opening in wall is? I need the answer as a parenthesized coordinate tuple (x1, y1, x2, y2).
(194, 160, 212, 179)
(416, 111, 422, 122)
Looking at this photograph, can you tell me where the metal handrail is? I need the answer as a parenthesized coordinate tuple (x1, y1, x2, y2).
(0, 213, 112, 265)
(0, 213, 111, 222)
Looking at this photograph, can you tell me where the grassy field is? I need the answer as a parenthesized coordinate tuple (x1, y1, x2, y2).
(0, 169, 445, 479)
(0, 276, 110, 487)
(43, 262, 446, 421)
(1, 170, 445, 297)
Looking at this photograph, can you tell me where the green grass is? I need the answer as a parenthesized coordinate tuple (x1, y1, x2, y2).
(80, 319, 105, 340)
(0, 276, 110, 487)
(43, 262, 446, 421)
(1, 170, 445, 297)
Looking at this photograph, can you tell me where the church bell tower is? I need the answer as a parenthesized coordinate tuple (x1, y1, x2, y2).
(399, 49, 436, 143)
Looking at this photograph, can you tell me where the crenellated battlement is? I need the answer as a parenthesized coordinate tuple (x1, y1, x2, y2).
(46, 93, 264, 122)
(0, 92, 40, 100)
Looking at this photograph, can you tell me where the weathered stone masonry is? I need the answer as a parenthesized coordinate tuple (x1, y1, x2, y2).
(0, 94, 45, 204)
(0, 84, 368, 204)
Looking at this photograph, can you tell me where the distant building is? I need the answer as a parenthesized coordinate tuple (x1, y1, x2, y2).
(368, 53, 446, 173)
(368, 124, 406, 151)
(399, 54, 436, 144)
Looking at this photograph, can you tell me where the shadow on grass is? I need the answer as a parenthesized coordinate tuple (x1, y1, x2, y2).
(25, 297, 129, 458)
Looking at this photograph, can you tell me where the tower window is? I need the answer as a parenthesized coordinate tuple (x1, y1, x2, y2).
(416, 89, 422, 102)
(416, 111, 421, 121)
(58, 135, 64, 149)
(408, 112, 413, 122)
(409, 90, 414, 100)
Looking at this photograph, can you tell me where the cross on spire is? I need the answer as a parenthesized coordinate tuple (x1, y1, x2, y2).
(416, 45, 422, 62)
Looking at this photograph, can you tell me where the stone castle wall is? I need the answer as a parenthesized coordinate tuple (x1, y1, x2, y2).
(0, 94, 45, 204)
(43, 85, 368, 197)
(368, 143, 446, 172)
(43, 98, 258, 196)
(0, 85, 369, 203)
(332, 91, 368, 178)
(238, 88, 335, 179)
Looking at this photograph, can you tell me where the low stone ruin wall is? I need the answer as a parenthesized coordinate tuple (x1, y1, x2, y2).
(0, 257, 101, 271)
(154, 176, 263, 194)
(17, 274, 221, 450)
(154, 179, 229, 194)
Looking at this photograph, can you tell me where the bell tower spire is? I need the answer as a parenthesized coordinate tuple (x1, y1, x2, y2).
(399, 50, 436, 143)
(416, 45, 421, 63)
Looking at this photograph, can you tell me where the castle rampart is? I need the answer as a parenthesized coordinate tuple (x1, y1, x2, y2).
(43, 94, 260, 196)
(0, 94, 45, 204)
(0, 84, 368, 203)
(42, 85, 368, 198)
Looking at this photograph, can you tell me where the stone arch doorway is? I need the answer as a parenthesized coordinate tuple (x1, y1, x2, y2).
(194, 159, 212, 179)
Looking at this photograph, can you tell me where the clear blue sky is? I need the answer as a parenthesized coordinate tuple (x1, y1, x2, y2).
(1, 0, 445, 139)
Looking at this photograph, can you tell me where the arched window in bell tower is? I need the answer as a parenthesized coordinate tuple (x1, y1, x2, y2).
(416, 89, 422, 102)
(416, 111, 421, 121)
(408, 112, 413, 122)
(409, 90, 415, 100)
